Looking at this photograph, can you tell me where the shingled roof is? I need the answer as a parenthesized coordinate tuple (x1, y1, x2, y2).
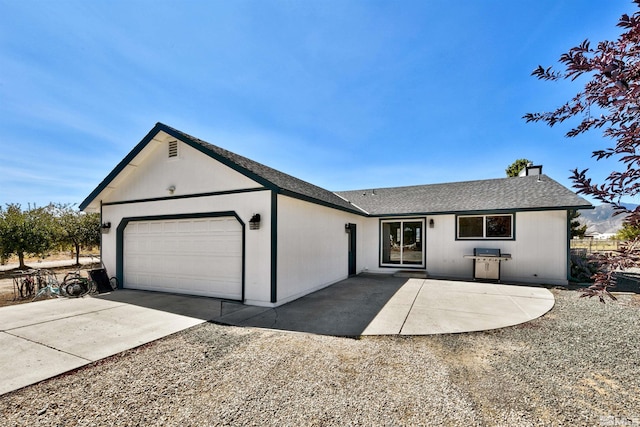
(81, 123, 592, 215)
(335, 175, 592, 215)
(163, 124, 366, 213)
(80, 122, 365, 214)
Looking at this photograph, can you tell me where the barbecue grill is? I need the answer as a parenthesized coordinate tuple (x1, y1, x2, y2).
(463, 248, 512, 281)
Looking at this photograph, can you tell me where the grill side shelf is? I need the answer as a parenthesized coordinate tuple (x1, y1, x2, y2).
(463, 254, 512, 261)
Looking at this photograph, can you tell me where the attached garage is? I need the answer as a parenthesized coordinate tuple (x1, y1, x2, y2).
(120, 214, 244, 300)
(81, 122, 592, 307)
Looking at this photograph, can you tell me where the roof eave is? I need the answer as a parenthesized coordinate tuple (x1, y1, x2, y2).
(368, 203, 594, 217)
(79, 123, 166, 211)
(278, 189, 368, 216)
(80, 123, 364, 215)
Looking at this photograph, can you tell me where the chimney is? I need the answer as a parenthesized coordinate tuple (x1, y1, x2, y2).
(519, 163, 542, 177)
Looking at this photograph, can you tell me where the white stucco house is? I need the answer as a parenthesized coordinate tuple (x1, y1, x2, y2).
(80, 123, 593, 307)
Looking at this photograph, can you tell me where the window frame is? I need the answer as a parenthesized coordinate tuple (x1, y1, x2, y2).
(379, 218, 426, 268)
(456, 213, 515, 240)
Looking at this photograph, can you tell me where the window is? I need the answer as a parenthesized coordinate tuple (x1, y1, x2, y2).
(457, 214, 513, 239)
(381, 219, 424, 266)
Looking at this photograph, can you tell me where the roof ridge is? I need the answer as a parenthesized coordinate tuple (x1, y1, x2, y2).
(158, 123, 314, 187)
(81, 123, 590, 217)
(157, 123, 367, 215)
(336, 174, 549, 194)
(336, 174, 590, 215)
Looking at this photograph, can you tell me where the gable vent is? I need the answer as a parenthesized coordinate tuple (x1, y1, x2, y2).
(168, 140, 178, 158)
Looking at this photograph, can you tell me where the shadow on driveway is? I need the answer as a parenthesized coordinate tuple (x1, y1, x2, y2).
(98, 274, 556, 337)
(97, 289, 246, 320)
(98, 274, 409, 336)
(220, 274, 409, 336)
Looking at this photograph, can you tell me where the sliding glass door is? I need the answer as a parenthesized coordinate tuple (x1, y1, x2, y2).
(381, 219, 424, 267)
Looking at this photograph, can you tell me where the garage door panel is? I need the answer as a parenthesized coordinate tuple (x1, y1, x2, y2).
(203, 265, 240, 277)
(125, 271, 242, 299)
(123, 216, 243, 300)
(128, 275, 240, 300)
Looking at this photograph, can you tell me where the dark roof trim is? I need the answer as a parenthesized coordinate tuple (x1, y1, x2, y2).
(81, 123, 593, 217)
(102, 187, 268, 207)
(80, 124, 164, 210)
(166, 124, 364, 215)
(81, 123, 365, 215)
(79, 122, 281, 211)
(278, 189, 367, 216)
(369, 204, 594, 218)
(98, 184, 366, 217)
(163, 125, 280, 192)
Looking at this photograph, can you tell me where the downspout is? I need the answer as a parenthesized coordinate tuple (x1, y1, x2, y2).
(566, 209, 572, 283)
(270, 190, 278, 304)
(99, 200, 103, 266)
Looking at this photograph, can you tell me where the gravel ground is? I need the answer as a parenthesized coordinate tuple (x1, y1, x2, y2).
(1, 289, 639, 426)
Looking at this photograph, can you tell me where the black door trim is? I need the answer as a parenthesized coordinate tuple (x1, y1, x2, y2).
(116, 211, 245, 301)
(347, 223, 357, 276)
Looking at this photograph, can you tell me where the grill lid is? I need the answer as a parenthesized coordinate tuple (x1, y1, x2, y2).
(474, 248, 501, 257)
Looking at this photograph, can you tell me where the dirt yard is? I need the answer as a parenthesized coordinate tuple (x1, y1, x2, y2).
(2, 289, 639, 426)
(0, 253, 100, 307)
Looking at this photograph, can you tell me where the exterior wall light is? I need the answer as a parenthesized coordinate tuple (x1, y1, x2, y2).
(167, 185, 176, 195)
(101, 222, 112, 233)
(249, 214, 261, 230)
(345, 223, 351, 233)
(429, 219, 435, 228)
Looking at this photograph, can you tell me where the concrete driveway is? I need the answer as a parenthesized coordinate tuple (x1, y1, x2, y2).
(0, 297, 207, 395)
(211, 274, 555, 335)
(0, 274, 554, 395)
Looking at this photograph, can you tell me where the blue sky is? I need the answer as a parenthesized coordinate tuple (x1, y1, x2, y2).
(0, 0, 634, 208)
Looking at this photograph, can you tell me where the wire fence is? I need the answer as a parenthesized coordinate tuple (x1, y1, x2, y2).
(570, 239, 640, 291)
(570, 239, 621, 255)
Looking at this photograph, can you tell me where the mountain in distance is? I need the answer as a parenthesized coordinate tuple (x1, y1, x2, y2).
(577, 203, 639, 235)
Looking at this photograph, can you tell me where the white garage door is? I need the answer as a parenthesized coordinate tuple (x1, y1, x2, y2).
(123, 216, 243, 300)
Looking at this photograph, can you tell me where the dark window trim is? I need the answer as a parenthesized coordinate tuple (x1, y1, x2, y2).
(378, 217, 426, 269)
(455, 212, 516, 241)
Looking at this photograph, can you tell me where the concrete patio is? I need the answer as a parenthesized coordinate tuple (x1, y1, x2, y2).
(210, 274, 555, 335)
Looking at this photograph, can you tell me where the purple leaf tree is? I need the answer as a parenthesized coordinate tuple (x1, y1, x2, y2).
(524, 1, 640, 302)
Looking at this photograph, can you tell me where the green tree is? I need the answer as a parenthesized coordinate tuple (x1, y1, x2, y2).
(505, 159, 532, 177)
(569, 210, 588, 238)
(0, 204, 58, 269)
(52, 204, 100, 265)
(617, 222, 640, 241)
